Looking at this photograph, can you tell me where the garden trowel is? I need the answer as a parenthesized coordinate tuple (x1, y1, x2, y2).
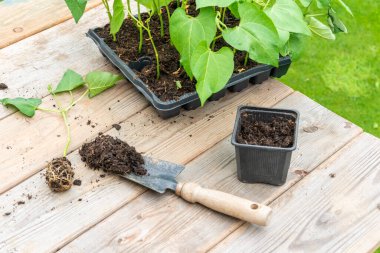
(119, 156, 272, 226)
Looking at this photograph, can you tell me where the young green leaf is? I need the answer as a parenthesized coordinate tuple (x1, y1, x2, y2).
(0, 98, 42, 117)
(280, 33, 307, 60)
(308, 17, 336, 40)
(110, 0, 125, 37)
(136, 0, 172, 12)
(299, 0, 312, 7)
(65, 0, 87, 23)
(228, 2, 240, 19)
(190, 42, 234, 106)
(222, 2, 280, 66)
(85, 71, 124, 98)
(170, 7, 216, 78)
(265, 0, 311, 46)
(54, 69, 85, 94)
(196, 0, 236, 9)
(328, 8, 347, 33)
(336, 0, 353, 16)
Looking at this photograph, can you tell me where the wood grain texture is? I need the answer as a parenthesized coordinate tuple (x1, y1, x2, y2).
(0, 1, 139, 120)
(61, 92, 362, 252)
(212, 133, 380, 253)
(0, 0, 103, 48)
(0, 80, 292, 252)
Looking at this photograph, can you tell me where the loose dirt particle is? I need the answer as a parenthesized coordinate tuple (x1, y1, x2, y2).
(237, 112, 296, 148)
(78, 198, 82, 202)
(17, 201, 25, 205)
(100, 174, 106, 178)
(0, 83, 8, 90)
(27, 194, 32, 200)
(3, 212, 11, 216)
(79, 135, 147, 176)
(329, 173, 336, 178)
(45, 157, 74, 192)
(112, 124, 121, 131)
(87, 120, 91, 125)
(73, 179, 82, 186)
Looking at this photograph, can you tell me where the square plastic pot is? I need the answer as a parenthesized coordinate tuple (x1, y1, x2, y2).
(231, 106, 299, 186)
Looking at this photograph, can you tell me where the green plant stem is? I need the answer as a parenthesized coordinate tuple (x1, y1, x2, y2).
(102, 0, 112, 23)
(244, 52, 249, 66)
(158, 12, 165, 37)
(221, 7, 226, 23)
(61, 110, 71, 157)
(146, 17, 161, 79)
(181, 0, 187, 9)
(165, 5, 171, 22)
(137, 3, 143, 53)
(65, 89, 89, 111)
(36, 107, 61, 113)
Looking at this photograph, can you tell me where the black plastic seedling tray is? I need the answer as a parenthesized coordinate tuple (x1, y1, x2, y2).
(87, 29, 291, 119)
(231, 106, 299, 186)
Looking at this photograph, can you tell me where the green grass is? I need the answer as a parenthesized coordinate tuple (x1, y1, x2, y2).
(280, 0, 380, 137)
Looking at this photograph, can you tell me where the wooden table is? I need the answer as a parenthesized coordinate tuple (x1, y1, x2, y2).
(1, 1, 379, 252)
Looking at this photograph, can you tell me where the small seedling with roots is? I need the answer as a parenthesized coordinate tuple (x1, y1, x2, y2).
(0, 69, 123, 192)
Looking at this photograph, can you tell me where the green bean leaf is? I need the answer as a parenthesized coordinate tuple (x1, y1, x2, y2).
(85, 71, 124, 98)
(54, 69, 85, 93)
(0, 98, 42, 117)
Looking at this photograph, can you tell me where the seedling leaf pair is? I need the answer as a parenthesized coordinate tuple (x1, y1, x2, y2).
(170, 7, 216, 78)
(64, 0, 87, 23)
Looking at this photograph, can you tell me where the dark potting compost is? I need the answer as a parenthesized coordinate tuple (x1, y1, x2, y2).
(79, 135, 147, 176)
(237, 112, 296, 148)
(45, 157, 75, 192)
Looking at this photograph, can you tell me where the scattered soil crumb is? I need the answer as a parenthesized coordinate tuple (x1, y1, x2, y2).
(79, 135, 147, 176)
(3, 212, 11, 216)
(78, 198, 82, 202)
(17, 201, 25, 205)
(112, 124, 121, 131)
(0, 83, 8, 90)
(237, 112, 296, 148)
(329, 173, 336, 178)
(45, 157, 74, 192)
(294, 170, 308, 177)
(27, 194, 32, 200)
(73, 179, 82, 186)
(100, 174, 106, 178)
(87, 120, 91, 125)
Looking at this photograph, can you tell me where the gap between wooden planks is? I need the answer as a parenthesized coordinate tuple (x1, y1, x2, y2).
(59, 92, 362, 252)
(0, 80, 293, 252)
(0, 1, 133, 120)
(0, 0, 103, 48)
(211, 133, 380, 253)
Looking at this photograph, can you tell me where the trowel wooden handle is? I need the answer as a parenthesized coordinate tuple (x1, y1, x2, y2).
(175, 182, 272, 226)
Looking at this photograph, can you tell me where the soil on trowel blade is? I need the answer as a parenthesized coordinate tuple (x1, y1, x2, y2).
(237, 112, 296, 148)
(79, 135, 147, 176)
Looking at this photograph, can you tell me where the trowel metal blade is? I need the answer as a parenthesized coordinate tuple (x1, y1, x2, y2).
(119, 156, 185, 193)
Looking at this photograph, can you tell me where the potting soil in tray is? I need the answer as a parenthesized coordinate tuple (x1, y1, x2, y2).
(79, 135, 147, 176)
(237, 112, 296, 148)
(95, 1, 259, 102)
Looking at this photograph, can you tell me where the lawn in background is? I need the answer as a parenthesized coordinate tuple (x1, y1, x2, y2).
(280, 0, 379, 137)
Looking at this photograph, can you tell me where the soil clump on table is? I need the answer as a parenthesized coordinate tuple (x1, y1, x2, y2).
(79, 135, 147, 176)
(237, 112, 296, 148)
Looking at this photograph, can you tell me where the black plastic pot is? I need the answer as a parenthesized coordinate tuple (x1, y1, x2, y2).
(87, 29, 291, 119)
(231, 106, 299, 186)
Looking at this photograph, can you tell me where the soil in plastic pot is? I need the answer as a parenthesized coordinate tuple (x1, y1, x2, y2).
(95, 0, 258, 102)
(237, 112, 296, 148)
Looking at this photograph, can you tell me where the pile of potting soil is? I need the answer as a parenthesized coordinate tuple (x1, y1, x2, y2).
(237, 112, 296, 148)
(79, 135, 147, 176)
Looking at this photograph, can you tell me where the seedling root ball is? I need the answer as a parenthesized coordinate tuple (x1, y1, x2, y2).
(45, 157, 74, 192)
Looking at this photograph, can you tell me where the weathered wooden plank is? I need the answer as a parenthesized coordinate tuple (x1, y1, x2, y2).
(60, 92, 362, 252)
(0, 1, 135, 119)
(0, 0, 103, 48)
(0, 80, 293, 252)
(212, 133, 380, 253)
(0, 83, 149, 194)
